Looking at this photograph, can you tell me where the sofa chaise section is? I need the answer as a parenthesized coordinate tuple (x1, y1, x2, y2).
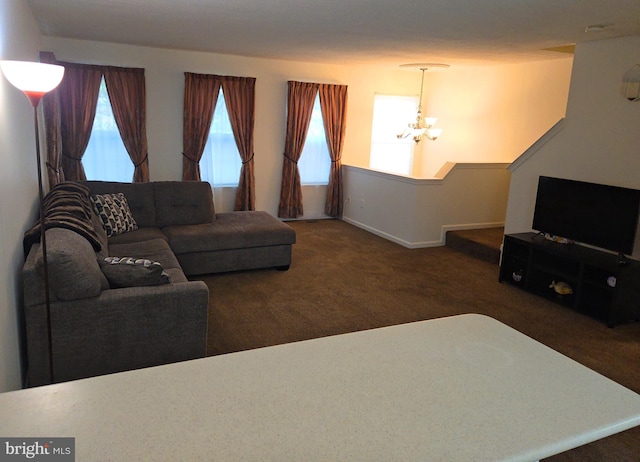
(82, 180, 296, 275)
(163, 211, 296, 275)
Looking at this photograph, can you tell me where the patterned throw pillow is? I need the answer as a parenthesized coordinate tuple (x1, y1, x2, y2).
(100, 256, 171, 288)
(91, 193, 138, 237)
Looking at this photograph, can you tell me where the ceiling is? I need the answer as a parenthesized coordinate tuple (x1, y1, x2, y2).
(27, 0, 640, 68)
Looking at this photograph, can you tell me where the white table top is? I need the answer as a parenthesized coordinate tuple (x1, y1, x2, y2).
(1, 314, 639, 461)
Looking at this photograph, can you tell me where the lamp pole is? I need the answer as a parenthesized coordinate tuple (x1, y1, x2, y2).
(0, 60, 64, 384)
(31, 94, 53, 383)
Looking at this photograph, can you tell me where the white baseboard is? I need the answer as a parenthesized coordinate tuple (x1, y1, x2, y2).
(341, 218, 505, 249)
(341, 217, 442, 249)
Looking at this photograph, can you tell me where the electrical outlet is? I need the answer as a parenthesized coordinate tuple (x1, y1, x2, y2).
(360, 199, 365, 209)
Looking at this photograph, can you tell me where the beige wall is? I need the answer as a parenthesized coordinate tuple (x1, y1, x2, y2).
(42, 37, 424, 218)
(419, 59, 573, 177)
(0, 0, 44, 392)
(340, 59, 572, 246)
(505, 36, 640, 258)
(42, 38, 573, 212)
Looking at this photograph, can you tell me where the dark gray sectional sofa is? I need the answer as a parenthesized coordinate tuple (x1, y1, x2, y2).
(22, 180, 296, 387)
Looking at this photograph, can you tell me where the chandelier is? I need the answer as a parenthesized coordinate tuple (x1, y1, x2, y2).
(622, 63, 640, 101)
(397, 63, 448, 143)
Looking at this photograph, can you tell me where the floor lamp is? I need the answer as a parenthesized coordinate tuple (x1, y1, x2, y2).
(0, 60, 64, 383)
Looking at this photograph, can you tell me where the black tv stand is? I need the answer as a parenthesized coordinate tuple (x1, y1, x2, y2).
(499, 233, 640, 327)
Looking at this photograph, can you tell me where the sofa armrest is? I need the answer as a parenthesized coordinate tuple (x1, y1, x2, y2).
(25, 281, 209, 386)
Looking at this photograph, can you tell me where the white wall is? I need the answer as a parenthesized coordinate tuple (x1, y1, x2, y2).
(0, 0, 44, 392)
(343, 163, 511, 247)
(505, 36, 640, 258)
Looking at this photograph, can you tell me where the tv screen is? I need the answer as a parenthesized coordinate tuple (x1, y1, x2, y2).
(532, 176, 640, 255)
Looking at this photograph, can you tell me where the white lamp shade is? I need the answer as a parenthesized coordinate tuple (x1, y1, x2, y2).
(424, 117, 438, 127)
(427, 128, 443, 140)
(0, 60, 64, 94)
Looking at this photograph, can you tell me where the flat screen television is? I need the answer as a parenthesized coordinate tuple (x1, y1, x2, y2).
(532, 176, 640, 256)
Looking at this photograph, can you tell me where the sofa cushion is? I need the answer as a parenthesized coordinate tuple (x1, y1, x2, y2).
(100, 256, 171, 288)
(37, 228, 109, 300)
(106, 227, 168, 246)
(163, 211, 296, 254)
(153, 181, 215, 227)
(81, 181, 157, 227)
(91, 193, 139, 237)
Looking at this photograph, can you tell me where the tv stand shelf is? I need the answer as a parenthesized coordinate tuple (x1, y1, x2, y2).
(499, 232, 640, 327)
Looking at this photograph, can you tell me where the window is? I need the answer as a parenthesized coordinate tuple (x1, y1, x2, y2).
(369, 94, 418, 176)
(83, 78, 134, 182)
(298, 94, 331, 185)
(200, 89, 242, 187)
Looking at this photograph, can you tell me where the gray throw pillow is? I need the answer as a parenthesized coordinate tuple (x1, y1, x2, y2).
(100, 257, 171, 288)
(91, 193, 138, 237)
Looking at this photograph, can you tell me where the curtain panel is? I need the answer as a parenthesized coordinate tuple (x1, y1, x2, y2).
(39, 51, 64, 187)
(182, 73, 221, 181)
(220, 76, 257, 211)
(40, 53, 149, 183)
(104, 67, 150, 182)
(278, 81, 318, 218)
(319, 84, 348, 217)
(58, 62, 103, 182)
(182, 73, 257, 210)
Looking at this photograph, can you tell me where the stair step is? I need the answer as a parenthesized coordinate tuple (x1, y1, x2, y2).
(446, 227, 504, 264)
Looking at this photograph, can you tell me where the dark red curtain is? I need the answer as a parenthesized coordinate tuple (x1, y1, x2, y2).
(278, 81, 318, 218)
(221, 76, 256, 211)
(319, 84, 348, 217)
(39, 51, 64, 187)
(104, 67, 149, 182)
(58, 63, 103, 181)
(182, 73, 221, 181)
(41, 55, 148, 183)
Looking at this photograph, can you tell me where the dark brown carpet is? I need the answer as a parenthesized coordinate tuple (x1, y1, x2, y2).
(199, 219, 640, 461)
